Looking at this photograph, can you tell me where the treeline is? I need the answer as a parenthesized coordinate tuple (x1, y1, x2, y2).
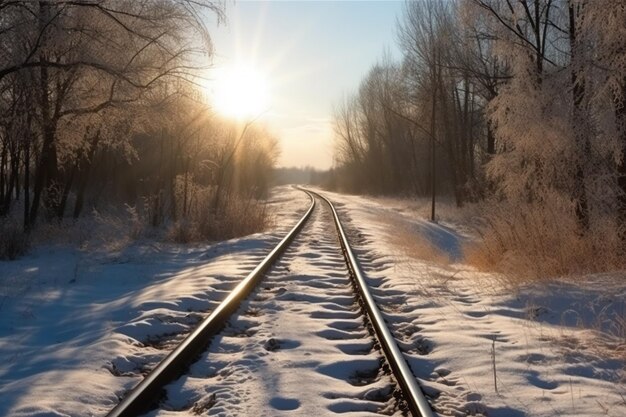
(0, 1, 278, 256)
(273, 167, 332, 186)
(333, 0, 626, 275)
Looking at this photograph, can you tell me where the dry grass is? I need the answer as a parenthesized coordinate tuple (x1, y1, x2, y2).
(459, 199, 626, 361)
(166, 190, 271, 243)
(28, 205, 145, 253)
(0, 204, 141, 259)
(0, 188, 272, 260)
(369, 194, 626, 362)
(463, 199, 626, 284)
(383, 216, 451, 265)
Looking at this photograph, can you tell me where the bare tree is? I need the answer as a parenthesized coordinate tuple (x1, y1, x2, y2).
(0, 0, 224, 228)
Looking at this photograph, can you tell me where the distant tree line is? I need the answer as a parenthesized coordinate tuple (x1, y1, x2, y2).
(273, 166, 331, 186)
(0, 1, 278, 248)
(332, 0, 626, 242)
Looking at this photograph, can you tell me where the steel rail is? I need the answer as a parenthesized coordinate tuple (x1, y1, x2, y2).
(106, 193, 316, 417)
(307, 189, 435, 417)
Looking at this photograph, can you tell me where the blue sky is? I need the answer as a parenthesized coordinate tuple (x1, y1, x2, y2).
(207, 0, 404, 169)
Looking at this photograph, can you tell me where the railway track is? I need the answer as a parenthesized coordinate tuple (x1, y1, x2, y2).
(106, 190, 434, 417)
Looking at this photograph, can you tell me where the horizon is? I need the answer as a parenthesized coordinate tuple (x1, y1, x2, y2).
(205, 0, 404, 169)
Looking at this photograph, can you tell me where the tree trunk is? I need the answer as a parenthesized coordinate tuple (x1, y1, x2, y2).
(0, 143, 6, 214)
(2, 148, 19, 213)
(615, 81, 626, 238)
(72, 171, 88, 219)
(182, 156, 190, 216)
(430, 64, 437, 222)
(72, 140, 102, 219)
(0, 150, 6, 216)
(487, 122, 496, 155)
(24, 138, 30, 231)
(569, 1, 590, 231)
(12, 150, 20, 202)
(57, 163, 77, 219)
(71, 161, 89, 220)
(30, 124, 59, 224)
(169, 143, 177, 222)
(30, 1, 54, 225)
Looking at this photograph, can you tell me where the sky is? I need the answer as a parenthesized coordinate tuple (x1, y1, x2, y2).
(206, 0, 404, 170)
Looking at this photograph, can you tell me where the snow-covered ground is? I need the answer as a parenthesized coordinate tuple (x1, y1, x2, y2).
(0, 186, 309, 417)
(1, 186, 624, 417)
(324, 189, 626, 417)
(149, 196, 401, 416)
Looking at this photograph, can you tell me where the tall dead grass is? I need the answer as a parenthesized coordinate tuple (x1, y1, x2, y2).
(464, 199, 626, 283)
(0, 188, 272, 260)
(166, 192, 271, 243)
(383, 215, 452, 265)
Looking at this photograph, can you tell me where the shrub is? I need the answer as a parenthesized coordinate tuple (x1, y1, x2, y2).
(207, 195, 271, 240)
(166, 187, 271, 243)
(0, 219, 29, 260)
(464, 197, 626, 283)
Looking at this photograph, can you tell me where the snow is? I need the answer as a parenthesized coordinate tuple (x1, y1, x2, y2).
(147, 198, 401, 416)
(323, 189, 626, 417)
(1, 186, 624, 416)
(0, 186, 309, 417)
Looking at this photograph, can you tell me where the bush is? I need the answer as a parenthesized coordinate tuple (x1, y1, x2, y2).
(207, 196, 271, 240)
(0, 187, 271, 259)
(0, 219, 29, 260)
(166, 188, 271, 243)
(464, 197, 626, 283)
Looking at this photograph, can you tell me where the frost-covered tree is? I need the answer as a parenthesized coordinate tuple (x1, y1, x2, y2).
(0, 0, 224, 228)
(332, 59, 427, 195)
(329, 0, 626, 273)
(479, 0, 626, 237)
(575, 0, 626, 235)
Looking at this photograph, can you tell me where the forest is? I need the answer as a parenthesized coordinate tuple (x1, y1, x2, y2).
(0, 0, 278, 258)
(332, 0, 626, 278)
(1, 0, 625, 280)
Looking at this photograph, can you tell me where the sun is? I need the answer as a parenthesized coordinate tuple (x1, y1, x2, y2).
(211, 64, 270, 118)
